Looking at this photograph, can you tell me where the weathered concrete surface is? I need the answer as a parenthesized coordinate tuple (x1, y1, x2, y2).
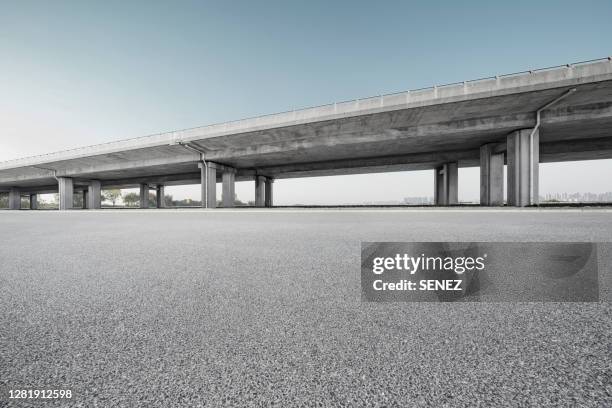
(1, 209, 610, 406)
(8, 188, 20, 210)
(156, 185, 165, 208)
(88, 180, 102, 209)
(57, 177, 73, 210)
(1, 59, 612, 192)
(139, 183, 149, 209)
(507, 129, 539, 206)
(480, 144, 504, 206)
(434, 162, 458, 205)
(255, 175, 265, 207)
(29, 194, 37, 210)
(222, 168, 236, 208)
(265, 178, 273, 207)
(198, 162, 218, 208)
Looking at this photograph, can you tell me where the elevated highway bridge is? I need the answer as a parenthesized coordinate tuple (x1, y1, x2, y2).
(1, 58, 612, 209)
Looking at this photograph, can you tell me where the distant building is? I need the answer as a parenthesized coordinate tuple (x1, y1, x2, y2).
(540, 192, 612, 203)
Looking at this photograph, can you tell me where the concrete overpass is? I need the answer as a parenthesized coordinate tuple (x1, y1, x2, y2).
(2, 58, 612, 209)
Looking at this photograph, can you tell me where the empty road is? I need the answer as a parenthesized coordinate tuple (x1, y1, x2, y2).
(1, 209, 611, 407)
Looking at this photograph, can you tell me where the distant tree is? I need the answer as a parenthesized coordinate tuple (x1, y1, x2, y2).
(0, 193, 7, 208)
(37, 195, 55, 209)
(36, 194, 59, 210)
(122, 192, 139, 207)
(172, 197, 205, 207)
(171, 197, 203, 207)
(164, 194, 173, 207)
(103, 189, 121, 207)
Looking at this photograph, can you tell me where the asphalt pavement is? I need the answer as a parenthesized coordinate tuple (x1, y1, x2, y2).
(1, 209, 611, 407)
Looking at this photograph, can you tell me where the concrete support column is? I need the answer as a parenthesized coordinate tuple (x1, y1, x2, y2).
(30, 194, 38, 210)
(9, 188, 20, 210)
(82, 190, 88, 209)
(265, 178, 274, 208)
(222, 168, 236, 208)
(58, 177, 74, 210)
(198, 161, 218, 208)
(139, 183, 149, 209)
(156, 185, 165, 208)
(480, 144, 504, 206)
(434, 162, 458, 206)
(88, 180, 101, 209)
(255, 176, 266, 207)
(507, 129, 539, 207)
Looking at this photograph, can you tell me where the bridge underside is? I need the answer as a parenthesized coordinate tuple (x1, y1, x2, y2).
(1, 60, 612, 208)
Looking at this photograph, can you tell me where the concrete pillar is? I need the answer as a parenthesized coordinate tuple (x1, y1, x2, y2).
(255, 176, 266, 207)
(198, 161, 217, 208)
(58, 177, 74, 210)
(480, 144, 504, 206)
(139, 183, 149, 209)
(265, 178, 274, 208)
(9, 188, 20, 210)
(434, 162, 458, 206)
(434, 167, 444, 205)
(222, 168, 236, 208)
(156, 185, 165, 208)
(507, 128, 539, 207)
(29, 194, 38, 210)
(82, 190, 88, 209)
(88, 180, 102, 209)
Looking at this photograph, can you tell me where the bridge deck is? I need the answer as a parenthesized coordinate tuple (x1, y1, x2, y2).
(1, 58, 612, 192)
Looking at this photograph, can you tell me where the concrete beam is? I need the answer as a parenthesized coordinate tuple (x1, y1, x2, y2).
(255, 149, 481, 178)
(222, 167, 236, 208)
(507, 129, 539, 207)
(480, 144, 504, 206)
(434, 162, 458, 206)
(4, 133, 612, 192)
(29, 194, 38, 210)
(88, 180, 102, 209)
(0, 185, 56, 195)
(265, 178, 274, 207)
(192, 101, 612, 166)
(255, 176, 265, 207)
(98, 166, 249, 189)
(156, 185, 165, 208)
(58, 177, 73, 210)
(9, 188, 20, 210)
(139, 183, 149, 209)
(41, 153, 199, 180)
(540, 136, 612, 162)
(96, 150, 479, 187)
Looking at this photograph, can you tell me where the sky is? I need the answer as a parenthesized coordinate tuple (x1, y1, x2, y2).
(1, 0, 611, 204)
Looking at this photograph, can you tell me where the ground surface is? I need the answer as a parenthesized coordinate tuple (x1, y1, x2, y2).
(1, 209, 611, 407)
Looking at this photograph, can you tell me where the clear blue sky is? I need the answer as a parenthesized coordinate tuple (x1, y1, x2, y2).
(1, 1, 611, 203)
